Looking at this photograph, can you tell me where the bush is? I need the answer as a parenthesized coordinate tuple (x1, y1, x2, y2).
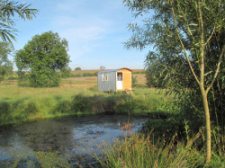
(53, 99, 72, 114)
(25, 102, 38, 114)
(71, 94, 91, 112)
(29, 69, 60, 87)
(0, 101, 11, 121)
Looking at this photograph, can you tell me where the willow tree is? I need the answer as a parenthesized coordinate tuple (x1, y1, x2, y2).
(0, 0, 37, 43)
(124, 0, 225, 163)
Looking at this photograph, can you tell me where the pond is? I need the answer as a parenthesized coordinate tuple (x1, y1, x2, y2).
(0, 115, 147, 167)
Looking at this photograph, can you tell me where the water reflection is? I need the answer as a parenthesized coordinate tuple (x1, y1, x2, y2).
(0, 115, 147, 164)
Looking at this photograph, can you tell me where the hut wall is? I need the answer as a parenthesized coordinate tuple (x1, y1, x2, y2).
(117, 69, 132, 91)
(98, 71, 116, 92)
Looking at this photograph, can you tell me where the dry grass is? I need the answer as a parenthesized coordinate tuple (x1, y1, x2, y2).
(63, 73, 146, 88)
(0, 77, 97, 99)
(60, 76, 97, 89)
(133, 74, 146, 86)
(0, 73, 146, 99)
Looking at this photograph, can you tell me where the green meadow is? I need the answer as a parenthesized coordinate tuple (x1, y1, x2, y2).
(0, 74, 174, 126)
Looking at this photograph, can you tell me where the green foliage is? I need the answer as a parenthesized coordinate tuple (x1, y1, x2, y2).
(145, 54, 194, 88)
(0, 42, 12, 82)
(178, 90, 204, 131)
(0, 0, 37, 43)
(206, 31, 225, 129)
(123, 0, 225, 88)
(15, 31, 70, 87)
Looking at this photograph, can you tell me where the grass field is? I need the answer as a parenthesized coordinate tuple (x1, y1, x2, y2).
(0, 73, 147, 98)
(0, 73, 174, 126)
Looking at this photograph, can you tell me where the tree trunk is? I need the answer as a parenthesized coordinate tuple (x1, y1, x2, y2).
(200, 86, 212, 163)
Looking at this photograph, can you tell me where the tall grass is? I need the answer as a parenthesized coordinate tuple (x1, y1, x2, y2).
(100, 133, 225, 168)
(0, 87, 175, 125)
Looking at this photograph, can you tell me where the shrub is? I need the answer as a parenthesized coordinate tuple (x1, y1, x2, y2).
(0, 101, 11, 121)
(24, 102, 38, 114)
(53, 99, 72, 114)
(71, 94, 91, 112)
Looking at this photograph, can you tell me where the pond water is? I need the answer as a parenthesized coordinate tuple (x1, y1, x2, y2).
(0, 115, 147, 167)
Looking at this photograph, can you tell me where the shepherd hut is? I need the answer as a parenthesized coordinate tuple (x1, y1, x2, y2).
(97, 68, 132, 92)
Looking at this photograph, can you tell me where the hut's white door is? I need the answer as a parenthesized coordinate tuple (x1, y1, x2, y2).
(117, 81, 123, 90)
(116, 72, 123, 90)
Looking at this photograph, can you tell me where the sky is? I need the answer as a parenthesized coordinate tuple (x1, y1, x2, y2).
(13, 0, 149, 70)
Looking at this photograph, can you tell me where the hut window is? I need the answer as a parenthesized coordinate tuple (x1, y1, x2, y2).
(117, 72, 123, 81)
(102, 73, 109, 81)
